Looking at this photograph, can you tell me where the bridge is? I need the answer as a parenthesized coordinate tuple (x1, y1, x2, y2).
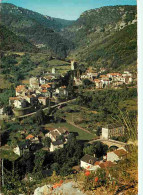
(89, 139, 127, 148)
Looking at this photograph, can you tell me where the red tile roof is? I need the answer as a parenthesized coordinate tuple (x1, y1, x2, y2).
(107, 73, 121, 76)
(94, 79, 101, 83)
(61, 86, 66, 89)
(100, 75, 107, 78)
(41, 84, 51, 88)
(26, 134, 34, 140)
(38, 97, 47, 100)
(42, 90, 48, 93)
(16, 85, 26, 92)
(99, 161, 115, 168)
(113, 149, 127, 157)
(9, 97, 21, 100)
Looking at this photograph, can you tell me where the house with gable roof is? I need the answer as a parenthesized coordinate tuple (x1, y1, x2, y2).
(107, 149, 127, 162)
(80, 154, 100, 170)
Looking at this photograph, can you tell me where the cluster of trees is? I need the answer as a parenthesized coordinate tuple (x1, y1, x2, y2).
(83, 141, 108, 158)
(0, 86, 15, 106)
(0, 24, 38, 52)
(0, 54, 37, 85)
(76, 88, 137, 121)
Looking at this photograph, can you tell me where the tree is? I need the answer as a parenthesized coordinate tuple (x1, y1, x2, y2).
(34, 109, 45, 125)
(60, 164, 72, 176)
(33, 150, 46, 178)
(96, 126, 102, 136)
(51, 163, 60, 174)
(43, 137, 51, 148)
(82, 79, 94, 87)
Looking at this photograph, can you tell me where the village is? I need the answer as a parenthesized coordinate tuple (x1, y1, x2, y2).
(0, 60, 134, 117)
(0, 59, 136, 192)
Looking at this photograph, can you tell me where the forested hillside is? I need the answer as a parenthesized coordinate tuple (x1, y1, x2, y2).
(0, 3, 74, 58)
(62, 5, 137, 70)
(0, 24, 38, 52)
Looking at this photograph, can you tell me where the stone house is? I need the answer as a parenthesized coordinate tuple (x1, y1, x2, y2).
(86, 72, 98, 80)
(13, 99, 29, 109)
(122, 71, 132, 77)
(9, 97, 21, 106)
(55, 86, 68, 96)
(94, 79, 103, 88)
(107, 149, 127, 162)
(16, 85, 27, 96)
(74, 77, 82, 86)
(107, 73, 121, 81)
(38, 97, 49, 106)
(101, 124, 125, 139)
(101, 78, 112, 87)
(29, 77, 39, 89)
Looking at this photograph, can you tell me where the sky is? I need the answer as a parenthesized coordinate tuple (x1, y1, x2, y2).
(1, 0, 137, 20)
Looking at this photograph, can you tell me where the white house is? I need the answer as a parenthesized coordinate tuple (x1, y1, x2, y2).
(0, 107, 4, 115)
(13, 146, 21, 156)
(80, 154, 99, 170)
(71, 60, 77, 70)
(86, 72, 98, 80)
(107, 149, 127, 162)
(46, 127, 68, 142)
(49, 140, 64, 152)
(39, 77, 46, 85)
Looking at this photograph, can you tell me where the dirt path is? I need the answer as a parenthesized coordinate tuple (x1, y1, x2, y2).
(66, 120, 93, 135)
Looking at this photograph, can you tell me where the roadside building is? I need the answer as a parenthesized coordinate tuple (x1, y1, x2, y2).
(38, 97, 49, 106)
(9, 97, 21, 106)
(101, 124, 125, 140)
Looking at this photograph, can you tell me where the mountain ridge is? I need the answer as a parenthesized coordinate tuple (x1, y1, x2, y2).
(0, 3, 137, 70)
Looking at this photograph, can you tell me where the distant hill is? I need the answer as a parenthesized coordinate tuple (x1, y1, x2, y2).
(0, 3, 74, 58)
(62, 5, 137, 70)
(0, 24, 38, 52)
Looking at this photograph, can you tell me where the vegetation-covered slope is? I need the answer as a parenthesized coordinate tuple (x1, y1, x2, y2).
(0, 3, 74, 58)
(0, 24, 38, 52)
(62, 5, 137, 70)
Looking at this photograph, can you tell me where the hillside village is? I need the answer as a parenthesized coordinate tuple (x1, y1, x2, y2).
(2, 60, 134, 117)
